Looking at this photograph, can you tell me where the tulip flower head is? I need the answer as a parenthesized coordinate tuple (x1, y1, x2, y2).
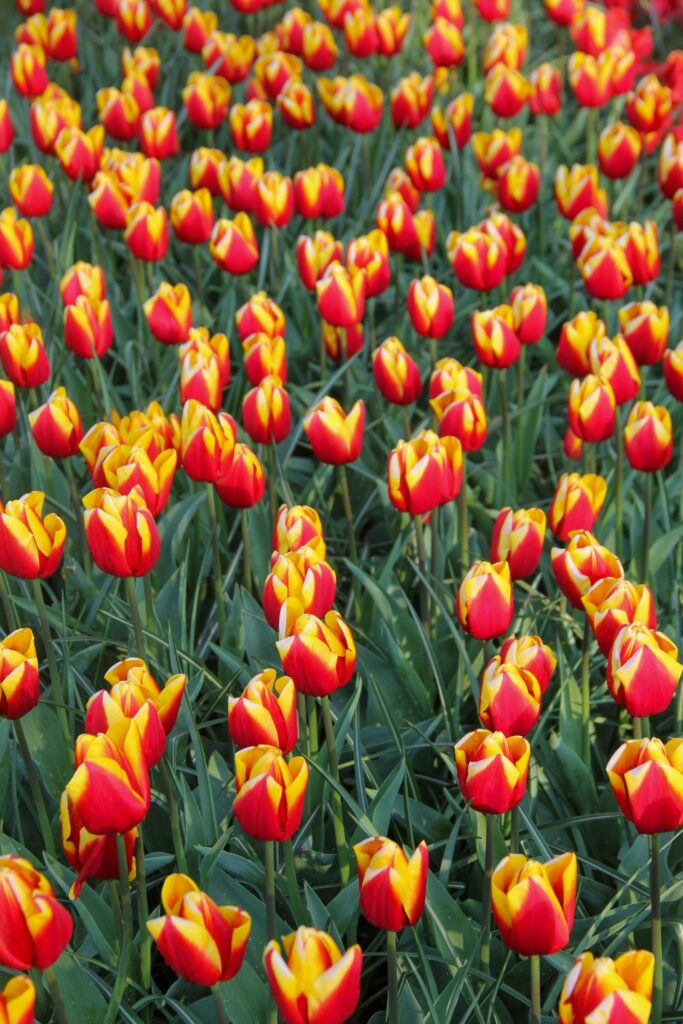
(0, 628, 39, 720)
(548, 474, 608, 541)
(372, 337, 422, 405)
(455, 729, 530, 813)
(277, 608, 356, 696)
(624, 401, 673, 472)
(500, 634, 557, 692)
(490, 506, 546, 580)
(559, 950, 654, 1024)
(492, 852, 577, 955)
(228, 669, 298, 753)
(233, 745, 309, 841)
(66, 721, 151, 834)
(82, 486, 160, 577)
(61, 793, 137, 898)
(354, 837, 428, 931)
(0, 492, 66, 579)
(607, 737, 683, 833)
(457, 561, 514, 641)
(264, 927, 362, 1024)
(607, 623, 682, 718)
(388, 430, 463, 515)
(0, 856, 73, 970)
(29, 387, 83, 459)
(303, 398, 364, 464)
(582, 577, 656, 656)
(551, 529, 623, 608)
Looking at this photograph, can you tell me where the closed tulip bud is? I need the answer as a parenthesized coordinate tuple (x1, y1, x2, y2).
(180, 400, 235, 483)
(0, 379, 17, 437)
(277, 7, 311, 53)
(29, 88, 81, 155)
(479, 211, 526, 275)
(230, 99, 273, 153)
(431, 92, 473, 149)
(372, 337, 422, 405)
(236, 292, 285, 341)
(54, 125, 104, 182)
(551, 528, 622, 606)
(405, 135, 446, 193)
(202, 30, 254, 83)
(500, 634, 557, 692)
(96, 87, 140, 141)
(555, 164, 607, 220)
(242, 332, 286, 386)
(99, 443, 177, 516)
(424, 17, 464, 68)
(490, 506, 546, 581)
(14, 17, 48, 51)
(0, 322, 49, 387)
(587, 576, 656, 661)
(296, 231, 342, 290)
(345, 230, 390, 297)
(508, 283, 546, 344)
(431, 388, 488, 451)
(302, 21, 337, 71)
(234, 745, 308, 841)
(293, 165, 341, 220)
(143, 282, 192, 345)
(0, 101, 14, 153)
(588, 334, 640, 405)
(215, 443, 265, 508)
(385, 167, 421, 211)
(354, 837, 428, 931)
(390, 72, 434, 130)
(607, 737, 683, 834)
(529, 62, 562, 115)
(116, 0, 153, 41)
(63, 295, 113, 359)
(304, 398, 364, 464)
(263, 551, 336, 631)
(479, 656, 542, 735)
(120, 45, 159, 87)
(182, 326, 230, 386)
(375, 191, 417, 254)
(273, 504, 325, 558)
(61, 792, 136, 899)
(125, 202, 169, 262)
(0, 627, 39, 720)
(608, 622, 681, 718)
(457, 561, 514, 641)
(10, 44, 48, 97)
(0, 856, 73, 969)
(471, 306, 520, 369)
(46, 8, 77, 60)
(485, 64, 528, 118)
(88, 171, 130, 230)
(139, 106, 179, 160)
(0, 208, 34, 271)
(658, 132, 683, 198)
(147, 874, 250, 985)
(568, 373, 616, 443)
(617, 220, 660, 286)
(242, 375, 291, 446)
(375, 6, 410, 55)
(617, 301, 669, 365)
(276, 608, 356, 696)
(664, 340, 683, 400)
(318, 72, 384, 133)
(598, 122, 641, 179)
(83, 485, 160, 576)
(277, 78, 316, 130)
(568, 51, 614, 108)
(228, 669, 298, 752)
(29, 387, 83, 459)
(216, 156, 261, 213)
(179, 349, 220, 410)
(150, 0, 186, 30)
(628, 75, 672, 135)
(388, 429, 462, 514)
(210, 214, 259, 275)
(577, 235, 633, 301)
(549, 472, 611, 546)
(492, 852, 577, 955)
(558, 310, 606, 377)
(455, 729, 530, 813)
(189, 147, 224, 195)
(430, 358, 482, 399)
(169, 188, 213, 245)
(344, 9, 378, 57)
(624, 401, 673, 472)
(122, 71, 154, 115)
(482, 22, 527, 73)
(559, 949, 654, 1024)
(497, 156, 540, 213)
(407, 275, 454, 339)
(182, 72, 230, 132)
(472, 127, 523, 180)
(447, 228, 507, 292)
(9, 164, 53, 218)
(316, 262, 365, 327)
(264, 927, 362, 1024)
(253, 171, 294, 228)
(183, 6, 217, 52)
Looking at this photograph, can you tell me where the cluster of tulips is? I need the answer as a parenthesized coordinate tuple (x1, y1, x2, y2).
(2, 0, 683, 1020)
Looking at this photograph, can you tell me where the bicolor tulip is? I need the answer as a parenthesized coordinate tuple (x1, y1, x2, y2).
(277, 79, 316, 130)
(228, 669, 298, 754)
(457, 561, 514, 641)
(388, 430, 462, 515)
(0, 492, 66, 579)
(9, 164, 53, 218)
(254, 171, 295, 229)
(54, 125, 104, 183)
(202, 31, 255, 83)
(183, 6, 217, 51)
(183, 72, 230, 131)
(82, 486, 160, 577)
(568, 374, 616, 443)
(294, 164, 345, 220)
(480, 212, 526, 275)
(471, 127, 522, 180)
(233, 745, 308, 841)
(264, 927, 362, 1024)
(480, 657, 542, 736)
(297, 232, 342, 291)
(509, 283, 547, 344)
(0, 856, 73, 969)
(485, 65, 528, 118)
(148, 873, 251, 985)
(482, 22, 527, 73)
(372, 337, 422, 405)
(273, 504, 326, 559)
(316, 263, 365, 328)
(407, 276, 454, 339)
(181, 327, 230, 387)
(664, 340, 683, 401)
(10, 44, 48, 97)
(490, 506, 546, 580)
(243, 333, 286, 386)
(0, 976, 35, 1023)
(170, 188, 214, 245)
(375, 6, 411, 56)
(303, 398, 364, 464)
(125, 202, 169, 262)
(598, 122, 642, 179)
(623, 402, 672, 473)
(66, 721, 150, 834)
(143, 283, 192, 345)
(321, 322, 364, 363)
(61, 793, 136, 898)
(608, 623, 681, 718)
(431, 389, 488, 451)
(29, 387, 83, 459)
(471, 306, 520, 368)
(617, 302, 669, 366)
(318, 73, 384, 133)
(628, 75, 672, 135)
(190, 146, 226, 196)
(277, 608, 356, 696)
(242, 375, 291, 446)
(555, 164, 607, 221)
(588, 334, 640, 405)
(497, 156, 540, 213)
(529, 62, 562, 115)
(302, 22, 337, 71)
(116, 0, 153, 41)
(577, 235, 633, 301)
(345, 230, 390, 296)
(551, 529, 623, 607)
(405, 135, 446, 192)
(64, 296, 113, 359)
(500, 635, 557, 693)
(354, 837, 428, 930)
(0, 209, 34, 271)
(447, 228, 507, 291)
(430, 358, 483, 399)
(230, 99, 273, 153)
(582, 577, 656, 656)
(390, 72, 433, 129)
(179, 400, 235, 483)
(431, 93, 474, 149)
(423, 17, 464, 68)
(557, 311, 606, 377)
(215, 444, 265, 509)
(0, 379, 16, 437)
(0, 628, 39, 720)
(0, 293, 20, 333)
(101, 657, 185, 739)
(618, 220, 660, 286)
(548, 474, 608, 542)
(658, 132, 683, 198)
(0, 322, 49, 388)
(607, 737, 683, 833)
(455, 729, 530, 813)
(98, 444, 177, 517)
(263, 551, 336, 632)
(492, 852, 577, 955)
(568, 52, 613, 108)
(210, 214, 259, 275)
(559, 950, 654, 1024)
(0, 101, 14, 153)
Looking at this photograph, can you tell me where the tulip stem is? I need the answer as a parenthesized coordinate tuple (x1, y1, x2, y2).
(431, 505, 440, 594)
(510, 805, 520, 855)
(206, 483, 226, 638)
(124, 577, 146, 660)
(44, 966, 69, 1024)
(614, 408, 624, 558)
(283, 839, 306, 924)
(459, 455, 469, 570)
(240, 508, 252, 594)
(498, 370, 512, 503)
(641, 473, 652, 586)
(0, 572, 16, 632)
(136, 831, 151, 991)
(212, 984, 229, 1024)
(32, 579, 71, 748)
(13, 718, 55, 857)
(414, 515, 429, 630)
(338, 465, 358, 566)
(650, 833, 663, 1024)
(665, 217, 676, 311)
(104, 835, 133, 1024)
(480, 813, 494, 974)
(321, 695, 351, 885)
(517, 346, 526, 409)
(401, 406, 411, 440)
(265, 840, 277, 941)
(387, 930, 399, 1024)
(586, 108, 598, 166)
(64, 458, 89, 576)
(159, 758, 187, 874)
(266, 446, 277, 523)
(529, 955, 541, 1024)
(580, 617, 591, 766)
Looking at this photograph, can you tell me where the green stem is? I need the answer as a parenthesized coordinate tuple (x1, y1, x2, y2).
(64, 459, 89, 576)
(586, 108, 598, 166)
(430, 505, 440, 593)
(401, 405, 411, 440)
(414, 515, 429, 630)
(14, 718, 55, 857)
(481, 814, 495, 973)
(206, 483, 226, 638)
(265, 839, 276, 941)
(124, 577, 146, 660)
(308, 697, 319, 756)
(283, 839, 306, 924)
(650, 833, 663, 1024)
(44, 966, 69, 1024)
(241, 508, 252, 594)
(641, 473, 652, 585)
(136, 830, 151, 990)
(321, 695, 350, 885)
(32, 579, 70, 747)
(104, 835, 133, 1024)
(338, 464, 358, 565)
(633, 716, 643, 740)
(510, 805, 520, 855)
(517, 346, 526, 409)
(212, 984, 229, 1024)
(615, 408, 623, 558)
(0, 572, 16, 631)
(499, 370, 512, 502)
(530, 955, 541, 1024)
(459, 454, 469, 570)
(266, 445, 277, 522)
(581, 617, 591, 766)
(297, 693, 309, 759)
(665, 217, 676, 312)
(159, 759, 187, 873)
(387, 930, 399, 1024)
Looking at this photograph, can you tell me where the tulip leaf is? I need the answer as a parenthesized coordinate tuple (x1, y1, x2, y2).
(366, 760, 406, 837)
(45, 952, 107, 1023)
(549, 733, 598, 813)
(18, 703, 72, 803)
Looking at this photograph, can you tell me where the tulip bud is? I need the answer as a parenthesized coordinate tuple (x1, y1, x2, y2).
(457, 561, 514, 641)
(215, 443, 265, 508)
(218, 155, 263, 213)
(472, 127, 523, 180)
(480, 211, 526, 274)
(551, 529, 623, 607)
(485, 64, 529, 118)
(479, 656, 542, 736)
(143, 282, 192, 345)
(658, 131, 683, 199)
(273, 503, 325, 558)
(617, 301, 669, 366)
(431, 388, 488, 451)
(598, 121, 642, 179)
(624, 401, 673, 472)
(388, 429, 462, 515)
(169, 188, 213, 245)
(116, 0, 153, 41)
(54, 125, 104, 182)
(29, 387, 83, 459)
(430, 358, 482, 399)
(9, 164, 53, 218)
(588, 334, 640, 404)
(189, 146, 224, 195)
(607, 623, 682, 718)
(508, 283, 547, 344)
(229, 99, 272, 153)
(405, 135, 447, 193)
(242, 375, 291, 446)
(663, 340, 683, 401)
(10, 43, 49, 97)
(628, 75, 672, 135)
(447, 228, 507, 291)
(343, 9, 378, 58)
(63, 295, 113, 359)
(492, 852, 577, 955)
(582, 576, 656, 656)
(0, 627, 39, 720)
(96, 87, 141, 141)
(263, 550, 336, 632)
(559, 950, 654, 1024)
(242, 332, 286, 386)
(568, 51, 614, 108)
(264, 927, 362, 1024)
(567, 373, 616, 443)
(229, 669, 298, 752)
(0, 378, 17, 438)
(555, 164, 607, 220)
(316, 262, 365, 327)
(254, 171, 294, 228)
(303, 397, 364, 464)
(407, 275, 454, 339)
(455, 729, 530, 813)
(424, 16, 464, 67)
(61, 792, 136, 899)
(500, 635, 557, 693)
(209, 214, 259, 275)
(497, 156, 540, 213)
(375, 6, 410, 55)
(180, 400, 235, 483)
(607, 737, 683, 834)
(236, 291, 285, 341)
(296, 231, 342, 291)
(234, 745, 308, 841)
(83, 486, 160, 576)
(0, 321, 49, 387)
(183, 6, 217, 52)
(0, 208, 34, 271)
(390, 72, 434, 129)
(617, 220, 660, 287)
(529, 62, 562, 115)
(472, 306, 520, 368)
(431, 92, 473, 149)
(490, 506, 546, 581)
(182, 72, 230, 131)
(0, 856, 73, 968)
(354, 837, 428, 930)
(372, 337, 422, 405)
(125, 202, 169, 262)
(276, 607, 356, 696)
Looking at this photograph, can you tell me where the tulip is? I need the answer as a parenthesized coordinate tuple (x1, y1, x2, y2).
(61, 793, 136, 900)
(663, 341, 683, 400)
(582, 577, 656, 656)
(316, 263, 365, 327)
(54, 125, 104, 183)
(202, 31, 255, 83)
(116, 0, 153, 40)
(214, 443, 264, 509)
(497, 156, 540, 213)
(545, 0, 582, 24)
(588, 335, 640, 405)
(628, 76, 672, 136)
(431, 389, 488, 451)
(471, 306, 520, 369)
(500, 635, 557, 693)
(143, 283, 192, 345)
(490, 507, 545, 581)
(88, 172, 130, 230)
(385, 167, 420, 211)
(424, 17, 464, 67)
(180, 327, 230, 391)
(0, 209, 34, 271)
(8, 164, 53, 218)
(471, 127, 523, 180)
(430, 359, 483, 399)
(29, 387, 83, 459)
(608, 623, 682, 718)
(557, 310, 606, 377)
(277, 77, 316, 130)
(125, 202, 169, 262)
(0, 856, 73, 969)
(318, 73, 384, 133)
(242, 375, 291, 446)
(529, 62, 562, 115)
(304, 398, 364, 465)
(82, 486, 160, 577)
(179, 350, 220, 411)
(113, 401, 178, 459)
(617, 302, 669, 365)
(492, 852, 577, 955)
(254, 171, 294, 229)
(376, 6, 410, 55)
(230, 99, 273, 153)
(321, 322, 364, 363)
(183, 6, 217, 52)
(296, 232, 341, 290)
(122, 71, 154, 116)
(372, 337, 422, 405)
(99, 444, 177, 517)
(405, 135, 446, 193)
(294, 165, 345, 220)
(66, 721, 151, 834)
(457, 561, 514, 641)
(303, 21, 337, 71)
(390, 72, 433, 129)
(598, 122, 642, 179)
(447, 228, 507, 292)
(243, 333, 286, 386)
(273, 504, 326, 558)
(388, 430, 463, 515)
(624, 402, 673, 472)
(618, 220, 660, 287)
(147, 873, 251, 985)
(29, 88, 81, 155)
(407, 276, 454, 339)
(263, 551, 336, 632)
(276, 606, 356, 696)
(217, 155, 261, 213)
(10, 44, 48, 97)
(0, 101, 14, 153)
(509, 283, 547, 344)
(0, 627, 39, 720)
(189, 146, 224, 195)
(344, 9, 378, 57)
(96, 87, 141, 141)
(555, 164, 607, 220)
(559, 950, 654, 1024)
(568, 374, 616, 443)
(485, 64, 528, 118)
(179, 400, 235, 483)
(345, 231, 390, 297)
(138, 107, 179, 161)
(431, 93, 474, 149)
(264, 927, 362, 1024)
(551, 529, 623, 607)
(170, 188, 214, 245)
(103, 658, 186, 738)
(121, 45, 160, 88)
(0, 378, 17, 437)
(63, 296, 113, 359)
(354, 837, 428, 930)
(182, 72, 230, 131)
(0, 293, 20, 333)
(607, 737, 683, 834)
(0, 492, 66, 579)
(209, 214, 259, 275)
(482, 22, 527, 72)
(237, 293, 286, 342)
(480, 211, 526, 275)
(233, 745, 308, 842)
(568, 51, 613, 108)
(455, 729, 530, 813)
(479, 657, 542, 736)
(228, 669, 298, 753)
(0, 322, 50, 387)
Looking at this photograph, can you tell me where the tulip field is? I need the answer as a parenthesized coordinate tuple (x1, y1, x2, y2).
(3, 0, 683, 1022)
